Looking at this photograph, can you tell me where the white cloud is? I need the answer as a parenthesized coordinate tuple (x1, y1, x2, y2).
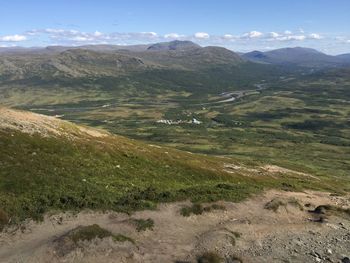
(140, 32, 158, 38)
(289, 35, 306, 41)
(242, 31, 263, 38)
(222, 34, 235, 40)
(71, 36, 90, 42)
(309, 33, 322, 39)
(164, 33, 183, 39)
(281, 35, 306, 41)
(268, 32, 280, 38)
(93, 31, 103, 37)
(0, 34, 27, 42)
(194, 32, 210, 39)
(347, 40, 350, 43)
(265, 31, 322, 42)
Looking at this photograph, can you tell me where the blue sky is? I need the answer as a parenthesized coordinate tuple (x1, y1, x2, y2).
(1, 0, 350, 54)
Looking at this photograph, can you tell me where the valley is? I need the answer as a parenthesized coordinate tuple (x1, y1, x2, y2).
(0, 40, 350, 262)
(1, 70, 349, 180)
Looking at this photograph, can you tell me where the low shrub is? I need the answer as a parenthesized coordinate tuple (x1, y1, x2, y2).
(180, 203, 226, 217)
(130, 218, 154, 232)
(68, 224, 135, 244)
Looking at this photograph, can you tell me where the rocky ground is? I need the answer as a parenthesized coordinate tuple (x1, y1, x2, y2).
(0, 190, 349, 263)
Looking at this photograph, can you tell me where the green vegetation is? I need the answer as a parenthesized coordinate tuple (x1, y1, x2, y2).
(130, 218, 154, 232)
(3, 71, 348, 182)
(68, 224, 134, 244)
(264, 197, 304, 212)
(180, 203, 226, 217)
(1, 116, 344, 228)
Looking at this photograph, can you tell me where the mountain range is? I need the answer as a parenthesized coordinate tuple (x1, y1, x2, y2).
(1, 41, 349, 69)
(241, 47, 350, 68)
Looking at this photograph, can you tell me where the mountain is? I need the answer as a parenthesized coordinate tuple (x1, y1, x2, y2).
(0, 41, 263, 91)
(0, 44, 151, 55)
(0, 48, 151, 80)
(242, 47, 346, 68)
(147, 40, 200, 51)
(132, 45, 243, 70)
(336, 53, 350, 63)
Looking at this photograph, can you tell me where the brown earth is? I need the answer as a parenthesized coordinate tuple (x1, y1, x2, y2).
(0, 190, 349, 263)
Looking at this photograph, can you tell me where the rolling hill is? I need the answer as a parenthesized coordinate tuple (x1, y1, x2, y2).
(0, 41, 244, 79)
(0, 40, 284, 96)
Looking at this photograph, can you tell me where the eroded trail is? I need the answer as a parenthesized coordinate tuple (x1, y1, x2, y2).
(0, 190, 349, 263)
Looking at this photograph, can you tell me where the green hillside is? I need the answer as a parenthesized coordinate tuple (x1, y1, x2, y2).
(0, 108, 345, 230)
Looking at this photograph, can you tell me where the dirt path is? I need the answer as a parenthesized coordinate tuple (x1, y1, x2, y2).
(0, 190, 349, 263)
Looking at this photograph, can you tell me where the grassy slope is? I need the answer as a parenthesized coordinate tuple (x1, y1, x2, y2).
(0, 109, 346, 229)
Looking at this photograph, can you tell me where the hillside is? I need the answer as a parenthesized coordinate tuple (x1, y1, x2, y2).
(0, 107, 349, 263)
(0, 107, 345, 230)
(337, 53, 350, 63)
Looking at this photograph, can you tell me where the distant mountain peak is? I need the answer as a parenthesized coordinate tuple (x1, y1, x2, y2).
(147, 40, 200, 51)
(242, 46, 341, 68)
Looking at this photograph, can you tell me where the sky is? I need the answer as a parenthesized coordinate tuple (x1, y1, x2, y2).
(0, 0, 350, 54)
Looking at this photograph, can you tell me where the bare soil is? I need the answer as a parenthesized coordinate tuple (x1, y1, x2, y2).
(0, 190, 349, 263)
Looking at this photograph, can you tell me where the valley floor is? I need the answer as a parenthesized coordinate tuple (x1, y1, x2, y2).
(0, 190, 349, 263)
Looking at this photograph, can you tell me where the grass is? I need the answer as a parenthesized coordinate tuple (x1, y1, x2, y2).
(68, 224, 134, 244)
(0, 126, 268, 227)
(130, 218, 154, 232)
(180, 203, 226, 217)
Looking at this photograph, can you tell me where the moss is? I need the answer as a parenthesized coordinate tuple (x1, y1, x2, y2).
(68, 224, 134, 244)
